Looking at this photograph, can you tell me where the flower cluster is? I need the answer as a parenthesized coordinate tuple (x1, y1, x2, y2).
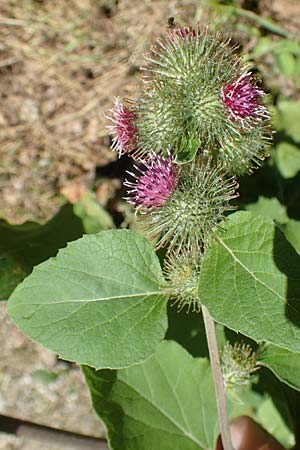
(106, 23, 270, 310)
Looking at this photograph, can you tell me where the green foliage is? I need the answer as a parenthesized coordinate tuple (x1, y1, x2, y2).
(8, 230, 168, 369)
(199, 211, 300, 352)
(0, 204, 84, 298)
(256, 368, 298, 446)
(256, 396, 294, 447)
(83, 341, 222, 450)
(251, 38, 300, 78)
(142, 161, 238, 252)
(0, 254, 26, 301)
(0, 204, 84, 273)
(258, 344, 300, 391)
(136, 28, 269, 172)
(73, 191, 115, 234)
(281, 220, 300, 255)
(275, 142, 300, 179)
(274, 100, 300, 143)
(245, 196, 288, 223)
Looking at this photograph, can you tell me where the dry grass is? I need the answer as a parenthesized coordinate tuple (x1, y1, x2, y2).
(1, 0, 296, 224)
(0, 0, 199, 223)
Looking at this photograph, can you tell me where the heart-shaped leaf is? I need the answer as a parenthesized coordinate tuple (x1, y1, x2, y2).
(83, 341, 220, 450)
(199, 211, 300, 353)
(8, 230, 168, 369)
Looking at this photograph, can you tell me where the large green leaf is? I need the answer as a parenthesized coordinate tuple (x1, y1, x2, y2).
(258, 344, 300, 391)
(245, 196, 288, 223)
(199, 211, 300, 352)
(8, 230, 168, 369)
(83, 340, 220, 450)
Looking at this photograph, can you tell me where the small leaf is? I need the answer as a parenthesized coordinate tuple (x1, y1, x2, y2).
(83, 340, 220, 450)
(8, 230, 168, 369)
(32, 369, 59, 384)
(281, 219, 300, 254)
(175, 136, 200, 164)
(73, 192, 115, 234)
(276, 101, 300, 143)
(275, 142, 300, 178)
(275, 52, 296, 77)
(199, 211, 300, 353)
(258, 344, 300, 391)
(257, 368, 295, 444)
(245, 196, 288, 224)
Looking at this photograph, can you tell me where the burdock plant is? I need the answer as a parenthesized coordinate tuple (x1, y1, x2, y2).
(105, 23, 270, 450)
(108, 22, 271, 449)
(11, 21, 299, 450)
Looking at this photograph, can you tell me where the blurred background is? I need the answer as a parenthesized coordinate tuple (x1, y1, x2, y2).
(0, 0, 299, 449)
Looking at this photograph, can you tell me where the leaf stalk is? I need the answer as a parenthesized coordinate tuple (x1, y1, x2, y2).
(202, 305, 233, 450)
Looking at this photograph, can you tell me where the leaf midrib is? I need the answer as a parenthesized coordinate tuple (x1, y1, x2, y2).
(10, 291, 165, 306)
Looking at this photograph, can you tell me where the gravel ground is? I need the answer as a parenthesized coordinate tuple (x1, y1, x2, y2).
(0, 302, 105, 450)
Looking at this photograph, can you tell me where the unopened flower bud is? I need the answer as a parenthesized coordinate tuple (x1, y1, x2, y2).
(221, 342, 259, 388)
(163, 252, 201, 312)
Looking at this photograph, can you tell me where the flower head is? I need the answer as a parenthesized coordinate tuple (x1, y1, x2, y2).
(106, 97, 137, 156)
(169, 26, 196, 41)
(221, 73, 269, 127)
(163, 252, 202, 312)
(139, 27, 245, 159)
(221, 342, 259, 388)
(128, 159, 238, 253)
(125, 155, 178, 209)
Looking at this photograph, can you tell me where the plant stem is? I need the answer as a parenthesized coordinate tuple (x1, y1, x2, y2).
(202, 305, 233, 450)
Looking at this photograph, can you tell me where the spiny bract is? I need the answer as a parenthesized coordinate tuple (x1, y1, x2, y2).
(221, 342, 259, 388)
(163, 252, 202, 312)
(135, 26, 270, 172)
(136, 159, 238, 253)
